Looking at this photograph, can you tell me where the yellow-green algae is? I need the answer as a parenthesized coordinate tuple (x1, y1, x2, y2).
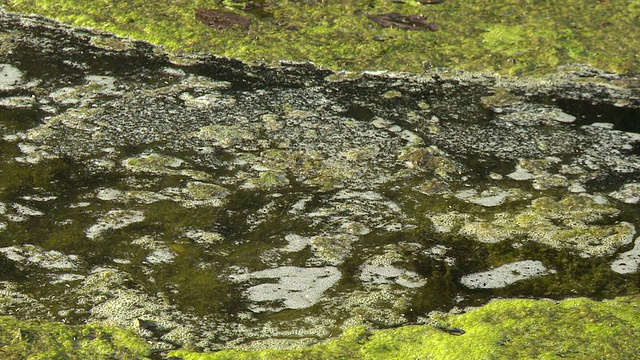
(0, 316, 151, 359)
(170, 295, 640, 359)
(2, 0, 639, 75)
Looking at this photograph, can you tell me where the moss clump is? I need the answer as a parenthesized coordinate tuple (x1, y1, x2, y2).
(0, 316, 151, 359)
(3, 0, 639, 75)
(170, 295, 640, 359)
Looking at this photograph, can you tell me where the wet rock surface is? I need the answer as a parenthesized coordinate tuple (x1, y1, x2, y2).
(1, 11, 640, 354)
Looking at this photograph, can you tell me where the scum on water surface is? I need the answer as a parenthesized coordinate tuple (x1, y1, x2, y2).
(1, 11, 640, 357)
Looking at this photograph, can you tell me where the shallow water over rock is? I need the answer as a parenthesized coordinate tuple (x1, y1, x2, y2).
(1, 11, 640, 354)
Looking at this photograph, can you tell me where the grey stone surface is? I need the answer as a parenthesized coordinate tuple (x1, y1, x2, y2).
(1, 10, 639, 354)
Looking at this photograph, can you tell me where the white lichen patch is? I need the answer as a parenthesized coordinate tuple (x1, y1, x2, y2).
(532, 174, 569, 190)
(424, 245, 456, 266)
(96, 187, 170, 204)
(77, 268, 194, 346)
(609, 183, 640, 204)
(179, 75, 232, 90)
(507, 158, 569, 189)
(455, 194, 636, 257)
(145, 247, 177, 265)
(191, 124, 255, 148)
(179, 92, 236, 109)
(48, 75, 119, 106)
(611, 237, 640, 274)
(260, 113, 285, 132)
(0, 95, 36, 108)
(89, 35, 137, 51)
(15, 142, 58, 164)
(122, 153, 184, 173)
(309, 234, 359, 265)
(158, 181, 229, 208)
(429, 212, 475, 233)
(507, 164, 536, 181)
(231, 266, 341, 312)
(0, 244, 81, 270)
(398, 145, 460, 178)
(11, 203, 44, 217)
(460, 260, 555, 289)
(184, 230, 224, 246)
(339, 221, 371, 236)
(383, 90, 402, 99)
(339, 145, 381, 162)
(459, 220, 517, 243)
(51, 273, 86, 284)
(282, 234, 311, 253)
(121, 153, 212, 181)
(359, 260, 426, 288)
(0, 63, 23, 91)
(454, 187, 531, 207)
(546, 109, 576, 123)
(358, 244, 427, 288)
(242, 170, 289, 190)
(85, 209, 145, 239)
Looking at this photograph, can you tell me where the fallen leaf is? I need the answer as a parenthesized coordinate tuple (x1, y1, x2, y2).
(195, 9, 252, 29)
(368, 13, 438, 31)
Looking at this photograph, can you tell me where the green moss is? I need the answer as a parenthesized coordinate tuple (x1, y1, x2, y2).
(171, 295, 640, 359)
(0, 316, 151, 359)
(3, 0, 639, 75)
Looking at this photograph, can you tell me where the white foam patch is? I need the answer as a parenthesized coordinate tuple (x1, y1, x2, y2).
(0, 244, 80, 270)
(232, 266, 341, 312)
(0, 64, 23, 90)
(460, 260, 555, 289)
(145, 248, 177, 265)
(359, 264, 426, 288)
(611, 237, 640, 274)
(85, 209, 145, 239)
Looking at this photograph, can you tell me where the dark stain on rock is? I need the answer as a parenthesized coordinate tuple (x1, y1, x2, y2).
(243, 1, 263, 11)
(368, 13, 438, 31)
(195, 9, 252, 29)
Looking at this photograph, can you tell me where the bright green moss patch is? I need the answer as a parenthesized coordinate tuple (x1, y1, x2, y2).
(3, 0, 639, 74)
(171, 295, 640, 359)
(0, 316, 151, 359)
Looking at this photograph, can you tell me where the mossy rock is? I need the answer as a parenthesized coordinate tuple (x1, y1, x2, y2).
(2, 0, 639, 75)
(171, 295, 640, 359)
(0, 316, 151, 359)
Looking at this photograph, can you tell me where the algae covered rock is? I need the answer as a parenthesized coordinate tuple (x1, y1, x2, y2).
(171, 295, 640, 360)
(0, 316, 151, 359)
(0, 11, 640, 356)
